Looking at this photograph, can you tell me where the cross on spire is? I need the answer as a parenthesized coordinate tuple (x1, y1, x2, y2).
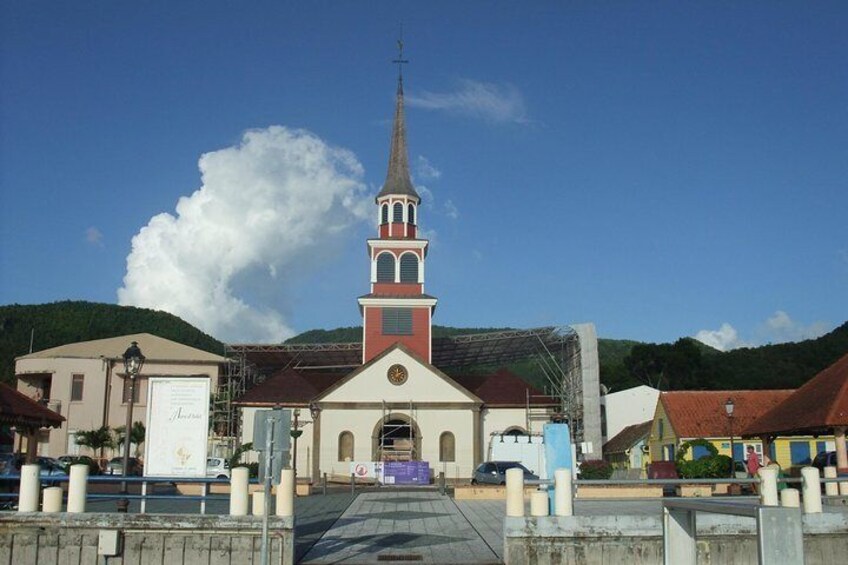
(392, 26, 408, 82)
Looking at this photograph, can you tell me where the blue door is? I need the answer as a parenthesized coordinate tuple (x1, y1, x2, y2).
(732, 443, 744, 463)
(790, 442, 811, 466)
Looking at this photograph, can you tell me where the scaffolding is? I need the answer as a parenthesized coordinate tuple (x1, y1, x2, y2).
(377, 400, 416, 462)
(217, 325, 587, 456)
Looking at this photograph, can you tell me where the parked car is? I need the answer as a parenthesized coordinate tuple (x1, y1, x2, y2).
(206, 457, 230, 479)
(58, 455, 100, 475)
(812, 451, 838, 472)
(0, 455, 67, 477)
(471, 461, 538, 485)
(105, 457, 143, 476)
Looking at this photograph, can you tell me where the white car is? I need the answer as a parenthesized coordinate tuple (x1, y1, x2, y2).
(206, 457, 230, 479)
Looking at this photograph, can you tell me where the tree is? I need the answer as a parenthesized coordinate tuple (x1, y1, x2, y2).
(623, 339, 703, 390)
(114, 422, 146, 458)
(74, 426, 115, 461)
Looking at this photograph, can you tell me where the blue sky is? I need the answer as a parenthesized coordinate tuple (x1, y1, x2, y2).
(1, 2, 846, 348)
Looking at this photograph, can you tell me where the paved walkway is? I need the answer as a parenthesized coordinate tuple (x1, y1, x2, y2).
(301, 491, 502, 564)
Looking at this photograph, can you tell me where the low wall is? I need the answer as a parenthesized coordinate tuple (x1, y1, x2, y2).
(455, 485, 541, 500)
(504, 512, 848, 565)
(0, 512, 294, 565)
(575, 485, 663, 499)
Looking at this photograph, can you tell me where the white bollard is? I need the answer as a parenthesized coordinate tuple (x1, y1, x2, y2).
(18, 464, 40, 512)
(276, 469, 294, 517)
(758, 467, 779, 506)
(530, 490, 549, 516)
(42, 487, 63, 512)
(505, 467, 525, 517)
(823, 466, 839, 497)
(251, 491, 266, 516)
(801, 466, 823, 514)
(229, 466, 250, 516)
(67, 464, 89, 513)
(554, 469, 573, 516)
(780, 488, 800, 508)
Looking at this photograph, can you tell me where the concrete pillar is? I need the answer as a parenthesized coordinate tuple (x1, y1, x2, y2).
(554, 468, 573, 516)
(823, 466, 839, 497)
(67, 464, 89, 513)
(801, 466, 822, 514)
(759, 467, 778, 506)
(251, 491, 266, 516)
(229, 466, 250, 516)
(276, 469, 294, 517)
(18, 464, 40, 512)
(505, 467, 524, 517)
(530, 490, 549, 517)
(834, 426, 848, 470)
(780, 488, 800, 508)
(42, 487, 63, 512)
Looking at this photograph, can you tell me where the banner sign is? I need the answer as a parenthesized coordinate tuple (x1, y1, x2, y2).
(382, 461, 430, 485)
(144, 377, 210, 477)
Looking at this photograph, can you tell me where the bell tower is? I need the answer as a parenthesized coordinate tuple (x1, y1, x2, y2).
(358, 41, 437, 364)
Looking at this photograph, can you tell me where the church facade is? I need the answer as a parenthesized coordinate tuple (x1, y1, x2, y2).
(234, 68, 596, 482)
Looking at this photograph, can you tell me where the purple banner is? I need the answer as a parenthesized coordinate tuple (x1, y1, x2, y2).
(382, 461, 430, 485)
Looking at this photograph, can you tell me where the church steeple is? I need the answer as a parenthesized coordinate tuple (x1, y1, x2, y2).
(376, 39, 419, 201)
(359, 39, 437, 365)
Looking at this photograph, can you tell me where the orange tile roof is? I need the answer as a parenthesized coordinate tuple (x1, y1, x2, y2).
(0, 382, 64, 428)
(661, 389, 794, 439)
(744, 353, 848, 436)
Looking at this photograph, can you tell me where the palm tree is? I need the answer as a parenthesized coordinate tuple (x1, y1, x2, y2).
(114, 422, 146, 458)
(74, 426, 115, 463)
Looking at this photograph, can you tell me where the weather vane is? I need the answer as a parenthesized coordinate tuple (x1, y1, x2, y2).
(392, 24, 408, 79)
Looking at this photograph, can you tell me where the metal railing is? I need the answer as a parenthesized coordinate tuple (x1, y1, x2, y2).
(663, 499, 803, 565)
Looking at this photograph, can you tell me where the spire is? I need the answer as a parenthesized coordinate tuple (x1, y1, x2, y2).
(377, 37, 419, 201)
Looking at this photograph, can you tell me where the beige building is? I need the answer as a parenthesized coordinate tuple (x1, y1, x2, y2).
(15, 333, 227, 459)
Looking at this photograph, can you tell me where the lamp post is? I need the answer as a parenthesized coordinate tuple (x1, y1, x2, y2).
(117, 341, 144, 513)
(725, 397, 735, 479)
(290, 404, 320, 479)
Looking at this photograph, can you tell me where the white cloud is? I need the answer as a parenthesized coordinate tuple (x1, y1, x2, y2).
(694, 311, 831, 351)
(85, 227, 104, 246)
(444, 199, 459, 219)
(416, 156, 441, 180)
(408, 79, 528, 124)
(694, 323, 748, 352)
(760, 311, 830, 343)
(118, 126, 370, 342)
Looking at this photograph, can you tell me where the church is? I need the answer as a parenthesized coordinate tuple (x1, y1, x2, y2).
(231, 63, 601, 482)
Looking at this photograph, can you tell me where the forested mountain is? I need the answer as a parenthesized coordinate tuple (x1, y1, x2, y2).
(2, 301, 845, 394)
(0, 302, 224, 384)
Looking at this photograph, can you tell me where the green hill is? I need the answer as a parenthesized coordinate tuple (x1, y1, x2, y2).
(0, 301, 224, 384)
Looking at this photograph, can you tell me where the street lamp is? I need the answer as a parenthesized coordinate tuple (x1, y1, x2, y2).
(725, 397, 735, 479)
(117, 341, 145, 513)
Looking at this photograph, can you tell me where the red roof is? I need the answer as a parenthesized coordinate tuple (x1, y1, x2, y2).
(744, 353, 848, 436)
(0, 383, 64, 428)
(454, 369, 553, 407)
(604, 420, 652, 455)
(661, 389, 794, 439)
(234, 366, 550, 407)
(234, 369, 344, 406)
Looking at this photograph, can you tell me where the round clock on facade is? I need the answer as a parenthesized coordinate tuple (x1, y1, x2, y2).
(387, 364, 408, 385)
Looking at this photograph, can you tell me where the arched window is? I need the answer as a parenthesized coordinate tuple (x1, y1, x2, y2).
(407, 203, 415, 225)
(338, 431, 354, 462)
(376, 253, 395, 282)
(399, 254, 418, 283)
(439, 432, 455, 462)
(381, 204, 389, 224)
(393, 202, 404, 222)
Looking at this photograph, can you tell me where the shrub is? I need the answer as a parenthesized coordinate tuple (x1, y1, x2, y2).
(578, 459, 613, 480)
(675, 439, 731, 479)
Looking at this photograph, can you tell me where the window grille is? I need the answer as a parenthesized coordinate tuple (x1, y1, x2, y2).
(383, 308, 413, 335)
(408, 204, 415, 225)
(393, 202, 404, 222)
(381, 204, 389, 224)
(399, 254, 419, 283)
(376, 253, 395, 282)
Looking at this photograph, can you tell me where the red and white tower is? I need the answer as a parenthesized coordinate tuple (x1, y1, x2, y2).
(359, 56, 437, 364)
